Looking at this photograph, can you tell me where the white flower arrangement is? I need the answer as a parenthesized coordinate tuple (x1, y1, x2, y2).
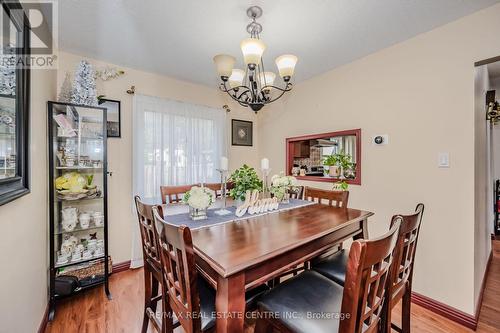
(183, 186, 216, 210)
(270, 173, 297, 202)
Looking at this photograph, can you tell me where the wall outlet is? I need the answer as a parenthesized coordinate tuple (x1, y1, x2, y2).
(372, 134, 389, 145)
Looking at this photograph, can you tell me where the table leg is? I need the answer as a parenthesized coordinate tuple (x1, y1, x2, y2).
(216, 272, 246, 333)
(354, 218, 369, 240)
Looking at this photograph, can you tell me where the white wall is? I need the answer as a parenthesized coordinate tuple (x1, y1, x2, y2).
(0, 49, 57, 333)
(57, 51, 260, 264)
(258, 3, 500, 315)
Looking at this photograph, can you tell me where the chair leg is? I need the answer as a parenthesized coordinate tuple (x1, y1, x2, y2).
(150, 276, 160, 313)
(142, 269, 153, 333)
(385, 300, 392, 333)
(162, 295, 174, 333)
(402, 291, 411, 333)
(255, 318, 274, 333)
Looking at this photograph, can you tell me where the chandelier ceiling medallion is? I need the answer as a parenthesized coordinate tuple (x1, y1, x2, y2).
(213, 6, 298, 112)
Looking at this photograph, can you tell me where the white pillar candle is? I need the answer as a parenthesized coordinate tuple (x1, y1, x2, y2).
(261, 158, 270, 170)
(220, 156, 229, 171)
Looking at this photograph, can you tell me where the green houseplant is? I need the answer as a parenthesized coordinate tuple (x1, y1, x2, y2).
(228, 164, 263, 202)
(323, 150, 355, 178)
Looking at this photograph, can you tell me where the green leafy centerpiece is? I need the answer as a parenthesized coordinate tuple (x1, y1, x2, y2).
(270, 173, 297, 203)
(323, 150, 355, 178)
(229, 164, 263, 206)
(183, 186, 216, 220)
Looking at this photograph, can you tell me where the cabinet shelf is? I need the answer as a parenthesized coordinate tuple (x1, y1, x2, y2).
(55, 224, 104, 235)
(55, 166, 103, 171)
(55, 255, 105, 269)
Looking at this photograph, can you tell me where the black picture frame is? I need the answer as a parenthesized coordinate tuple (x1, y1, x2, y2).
(0, 0, 31, 206)
(98, 98, 121, 138)
(231, 119, 253, 146)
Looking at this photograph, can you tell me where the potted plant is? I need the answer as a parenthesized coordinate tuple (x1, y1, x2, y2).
(323, 154, 340, 177)
(228, 164, 263, 206)
(183, 186, 216, 220)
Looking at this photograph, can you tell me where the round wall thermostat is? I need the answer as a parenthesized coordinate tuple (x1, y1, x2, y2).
(373, 135, 389, 145)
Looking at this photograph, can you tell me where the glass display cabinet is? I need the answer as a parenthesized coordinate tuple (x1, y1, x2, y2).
(48, 101, 111, 320)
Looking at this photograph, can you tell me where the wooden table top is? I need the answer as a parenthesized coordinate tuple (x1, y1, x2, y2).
(188, 204, 373, 277)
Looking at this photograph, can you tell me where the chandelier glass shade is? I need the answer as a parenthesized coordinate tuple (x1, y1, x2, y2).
(213, 6, 297, 112)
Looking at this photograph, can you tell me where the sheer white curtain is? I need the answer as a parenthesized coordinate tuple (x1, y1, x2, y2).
(131, 94, 227, 267)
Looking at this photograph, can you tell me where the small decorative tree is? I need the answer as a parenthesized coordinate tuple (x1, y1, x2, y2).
(58, 72, 73, 102)
(70, 60, 98, 106)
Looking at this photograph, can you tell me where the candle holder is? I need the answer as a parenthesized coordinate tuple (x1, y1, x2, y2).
(215, 169, 231, 215)
(261, 168, 271, 198)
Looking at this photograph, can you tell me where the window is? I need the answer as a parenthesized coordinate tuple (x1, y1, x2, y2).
(0, 1, 30, 205)
(133, 95, 226, 202)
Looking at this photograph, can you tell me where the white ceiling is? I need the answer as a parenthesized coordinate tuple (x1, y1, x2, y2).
(58, 0, 499, 87)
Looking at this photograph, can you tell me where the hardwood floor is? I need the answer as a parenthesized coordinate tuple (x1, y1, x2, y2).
(45, 241, 500, 333)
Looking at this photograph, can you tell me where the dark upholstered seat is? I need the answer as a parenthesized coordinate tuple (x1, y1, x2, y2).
(312, 249, 348, 286)
(258, 271, 344, 333)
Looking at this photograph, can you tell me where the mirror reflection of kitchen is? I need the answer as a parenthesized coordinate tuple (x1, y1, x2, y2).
(291, 135, 357, 179)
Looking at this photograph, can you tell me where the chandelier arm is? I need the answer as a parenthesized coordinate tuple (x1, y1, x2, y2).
(261, 83, 293, 104)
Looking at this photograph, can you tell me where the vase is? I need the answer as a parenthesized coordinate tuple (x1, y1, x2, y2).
(189, 206, 208, 220)
(281, 192, 290, 204)
(329, 166, 340, 177)
(234, 199, 245, 208)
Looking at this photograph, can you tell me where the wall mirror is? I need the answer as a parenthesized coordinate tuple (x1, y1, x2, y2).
(286, 129, 361, 185)
(0, 1, 30, 205)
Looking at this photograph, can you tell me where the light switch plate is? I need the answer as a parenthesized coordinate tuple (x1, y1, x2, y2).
(438, 152, 450, 168)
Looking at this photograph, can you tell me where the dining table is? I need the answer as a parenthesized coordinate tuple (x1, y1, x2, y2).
(162, 199, 374, 333)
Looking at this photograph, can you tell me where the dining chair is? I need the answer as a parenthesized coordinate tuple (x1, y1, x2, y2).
(153, 207, 269, 333)
(312, 203, 425, 333)
(303, 186, 349, 207)
(204, 183, 225, 198)
(288, 185, 304, 200)
(255, 219, 401, 333)
(160, 184, 199, 204)
(134, 196, 180, 333)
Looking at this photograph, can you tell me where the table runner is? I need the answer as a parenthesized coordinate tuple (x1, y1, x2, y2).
(164, 199, 315, 230)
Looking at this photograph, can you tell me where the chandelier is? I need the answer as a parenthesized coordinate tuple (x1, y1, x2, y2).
(213, 6, 298, 112)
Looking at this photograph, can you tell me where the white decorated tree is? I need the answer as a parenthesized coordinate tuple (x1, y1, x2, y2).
(58, 72, 73, 102)
(70, 60, 98, 106)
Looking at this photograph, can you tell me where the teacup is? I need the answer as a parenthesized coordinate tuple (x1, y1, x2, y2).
(79, 213, 91, 228)
(95, 247, 104, 256)
(87, 239, 97, 248)
(75, 244, 85, 253)
(57, 252, 69, 264)
(94, 215, 104, 226)
(82, 250, 92, 259)
(71, 252, 81, 262)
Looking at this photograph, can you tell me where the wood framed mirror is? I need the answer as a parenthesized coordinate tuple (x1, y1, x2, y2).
(286, 129, 361, 185)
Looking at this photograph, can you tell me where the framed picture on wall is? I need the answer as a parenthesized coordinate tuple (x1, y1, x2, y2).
(232, 119, 253, 146)
(98, 98, 121, 138)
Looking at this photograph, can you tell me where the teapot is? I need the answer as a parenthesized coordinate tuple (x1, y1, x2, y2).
(61, 207, 78, 231)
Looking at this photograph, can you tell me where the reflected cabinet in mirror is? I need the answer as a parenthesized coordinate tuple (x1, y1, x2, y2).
(0, 1, 30, 205)
(286, 129, 361, 185)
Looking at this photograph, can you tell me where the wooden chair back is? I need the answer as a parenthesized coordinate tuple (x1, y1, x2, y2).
(204, 183, 224, 198)
(134, 196, 162, 276)
(389, 203, 424, 298)
(304, 186, 349, 208)
(160, 184, 199, 204)
(153, 207, 201, 333)
(288, 186, 304, 200)
(339, 220, 401, 333)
